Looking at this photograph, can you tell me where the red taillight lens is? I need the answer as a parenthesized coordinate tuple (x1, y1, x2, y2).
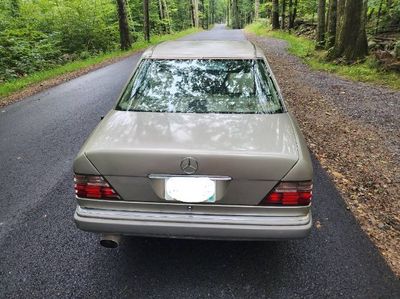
(260, 181, 312, 206)
(74, 175, 120, 200)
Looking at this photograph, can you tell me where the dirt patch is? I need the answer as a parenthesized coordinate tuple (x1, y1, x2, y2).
(0, 51, 142, 108)
(246, 32, 400, 276)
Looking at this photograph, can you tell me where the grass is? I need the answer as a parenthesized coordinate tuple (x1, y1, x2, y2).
(245, 22, 400, 90)
(0, 28, 201, 99)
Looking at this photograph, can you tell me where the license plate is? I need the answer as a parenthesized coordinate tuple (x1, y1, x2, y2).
(165, 177, 216, 203)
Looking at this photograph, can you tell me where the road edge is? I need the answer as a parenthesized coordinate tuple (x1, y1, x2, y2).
(0, 28, 203, 108)
(0, 51, 142, 108)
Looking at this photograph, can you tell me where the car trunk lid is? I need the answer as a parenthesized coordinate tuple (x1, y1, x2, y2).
(84, 111, 298, 180)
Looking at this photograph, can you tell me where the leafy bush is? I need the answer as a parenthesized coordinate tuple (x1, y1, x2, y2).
(0, 29, 62, 81)
(0, 0, 119, 82)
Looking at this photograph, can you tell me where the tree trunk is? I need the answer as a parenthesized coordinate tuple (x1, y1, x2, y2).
(281, 0, 286, 29)
(202, 0, 209, 28)
(163, 0, 171, 33)
(316, 0, 326, 48)
(292, 0, 298, 26)
(158, 0, 170, 33)
(158, 0, 163, 20)
(158, 0, 165, 33)
(231, 0, 240, 29)
(272, 0, 280, 29)
(325, 0, 329, 32)
(330, 0, 368, 62)
(116, 0, 132, 50)
(191, 0, 199, 28)
(255, 0, 260, 20)
(205, 0, 209, 28)
(336, 0, 345, 34)
(191, 0, 195, 27)
(288, 0, 293, 29)
(227, 0, 230, 26)
(200, 0, 204, 28)
(355, 0, 368, 55)
(375, 0, 383, 34)
(195, 0, 200, 27)
(143, 0, 150, 42)
(211, 0, 216, 24)
(326, 0, 337, 48)
(201, 0, 207, 28)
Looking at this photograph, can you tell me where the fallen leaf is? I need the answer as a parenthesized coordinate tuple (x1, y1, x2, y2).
(315, 220, 322, 229)
(331, 171, 344, 179)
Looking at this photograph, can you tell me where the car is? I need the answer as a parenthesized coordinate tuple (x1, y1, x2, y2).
(73, 40, 313, 248)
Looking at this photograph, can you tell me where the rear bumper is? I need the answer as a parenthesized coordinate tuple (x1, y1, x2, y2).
(74, 205, 312, 240)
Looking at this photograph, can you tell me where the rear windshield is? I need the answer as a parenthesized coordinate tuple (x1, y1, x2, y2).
(116, 59, 284, 114)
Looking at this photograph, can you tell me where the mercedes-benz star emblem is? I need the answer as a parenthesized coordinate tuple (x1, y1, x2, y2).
(180, 157, 198, 175)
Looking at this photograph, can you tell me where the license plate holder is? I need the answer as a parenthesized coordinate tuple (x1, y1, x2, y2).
(165, 177, 216, 203)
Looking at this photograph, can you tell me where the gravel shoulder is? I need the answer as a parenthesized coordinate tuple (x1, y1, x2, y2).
(246, 32, 400, 276)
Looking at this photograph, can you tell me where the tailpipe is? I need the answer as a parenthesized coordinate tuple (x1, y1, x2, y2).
(100, 234, 121, 248)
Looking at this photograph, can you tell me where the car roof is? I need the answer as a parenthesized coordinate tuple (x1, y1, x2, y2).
(142, 40, 264, 59)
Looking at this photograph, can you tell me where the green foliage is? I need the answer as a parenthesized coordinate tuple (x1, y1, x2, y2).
(260, 0, 399, 34)
(237, 0, 256, 26)
(368, 0, 400, 33)
(0, 0, 215, 85)
(245, 22, 400, 90)
(296, 0, 318, 22)
(0, 0, 119, 82)
(0, 28, 62, 80)
(0, 27, 200, 99)
(227, 0, 258, 28)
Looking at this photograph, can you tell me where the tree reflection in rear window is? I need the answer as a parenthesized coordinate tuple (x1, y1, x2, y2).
(116, 59, 284, 114)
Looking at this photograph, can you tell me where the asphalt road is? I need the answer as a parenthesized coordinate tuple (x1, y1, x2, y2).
(0, 25, 399, 298)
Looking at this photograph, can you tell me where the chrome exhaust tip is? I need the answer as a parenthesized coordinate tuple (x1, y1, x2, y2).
(100, 234, 121, 248)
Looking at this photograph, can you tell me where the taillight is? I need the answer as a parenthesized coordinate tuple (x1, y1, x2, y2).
(74, 174, 121, 200)
(260, 181, 312, 206)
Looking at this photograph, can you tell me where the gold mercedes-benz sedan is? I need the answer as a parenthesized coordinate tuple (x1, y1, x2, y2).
(73, 40, 313, 248)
